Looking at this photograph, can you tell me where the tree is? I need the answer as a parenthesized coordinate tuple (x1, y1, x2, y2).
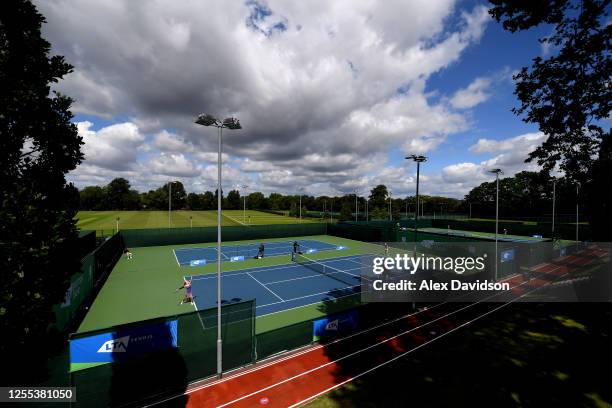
(227, 190, 241, 210)
(79, 186, 105, 210)
(247, 192, 265, 209)
(0, 0, 83, 382)
(268, 193, 283, 210)
(104, 178, 141, 210)
(186, 192, 204, 210)
(489, 0, 612, 238)
(339, 203, 353, 221)
(369, 185, 389, 210)
(202, 191, 215, 210)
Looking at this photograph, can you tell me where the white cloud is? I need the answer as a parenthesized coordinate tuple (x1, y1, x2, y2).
(77, 121, 145, 170)
(450, 76, 493, 109)
(469, 132, 546, 154)
(153, 130, 190, 153)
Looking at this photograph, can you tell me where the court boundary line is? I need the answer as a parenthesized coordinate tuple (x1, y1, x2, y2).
(263, 266, 363, 286)
(190, 254, 372, 281)
(256, 292, 360, 319)
(247, 272, 285, 302)
(172, 249, 181, 267)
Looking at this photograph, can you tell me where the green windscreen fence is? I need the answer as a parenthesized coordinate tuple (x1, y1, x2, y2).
(53, 232, 125, 332)
(328, 222, 396, 242)
(121, 223, 327, 247)
(70, 301, 255, 408)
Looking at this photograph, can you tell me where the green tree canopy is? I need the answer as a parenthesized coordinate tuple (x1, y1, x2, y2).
(0, 0, 83, 382)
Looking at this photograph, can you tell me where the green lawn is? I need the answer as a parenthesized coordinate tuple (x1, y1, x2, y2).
(77, 234, 372, 335)
(76, 210, 317, 233)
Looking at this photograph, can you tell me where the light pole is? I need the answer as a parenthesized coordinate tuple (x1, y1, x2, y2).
(489, 168, 503, 282)
(551, 178, 556, 239)
(406, 155, 427, 243)
(576, 182, 580, 243)
(353, 189, 359, 222)
(190, 216, 193, 228)
(366, 198, 369, 222)
(168, 180, 178, 228)
(298, 187, 305, 221)
(241, 184, 249, 223)
(388, 190, 392, 221)
(116, 217, 120, 233)
(195, 113, 241, 379)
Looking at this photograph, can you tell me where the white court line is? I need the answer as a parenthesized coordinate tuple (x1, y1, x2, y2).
(172, 249, 181, 266)
(247, 272, 285, 302)
(255, 284, 360, 310)
(263, 266, 363, 286)
(190, 254, 369, 281)
(256, 292, 360, 319)
(222, 213, 248, 226)
(215, 246, 230, 260)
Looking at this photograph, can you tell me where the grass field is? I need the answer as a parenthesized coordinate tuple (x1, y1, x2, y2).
(77, 234, 379, 335)
(76, 210, 318, 233)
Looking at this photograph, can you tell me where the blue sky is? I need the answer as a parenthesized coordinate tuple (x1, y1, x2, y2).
(37, 0, 553, 198)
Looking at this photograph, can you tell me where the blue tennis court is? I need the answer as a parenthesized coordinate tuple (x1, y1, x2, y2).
(173, 239, 342, 266)
(188, 254, 374, 317)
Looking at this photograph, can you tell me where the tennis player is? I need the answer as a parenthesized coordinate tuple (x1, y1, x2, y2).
(176, 277, 194, 305)
(292, 241, 300, 261)
(255, 243, 265, 259)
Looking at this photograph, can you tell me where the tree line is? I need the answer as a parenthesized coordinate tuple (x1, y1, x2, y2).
(79, 172, 583, 222)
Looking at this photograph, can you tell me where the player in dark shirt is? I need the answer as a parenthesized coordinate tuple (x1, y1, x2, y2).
(256, 243, 265, 259)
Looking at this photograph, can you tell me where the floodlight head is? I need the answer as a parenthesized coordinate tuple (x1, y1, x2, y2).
(489, 168, 503, 175)
(222, 117, 241, 130)
(405, 154, 427, 162)
(195, 113, 219, 127)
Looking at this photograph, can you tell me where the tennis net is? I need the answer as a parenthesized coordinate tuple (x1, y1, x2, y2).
(294, 253, 366, 288)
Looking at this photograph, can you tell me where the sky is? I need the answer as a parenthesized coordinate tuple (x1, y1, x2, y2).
(35, 0, 554, 198)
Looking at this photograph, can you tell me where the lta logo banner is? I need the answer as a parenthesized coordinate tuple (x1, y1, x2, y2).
(313, 310, 358, 341)
(70, 320, 178, 365)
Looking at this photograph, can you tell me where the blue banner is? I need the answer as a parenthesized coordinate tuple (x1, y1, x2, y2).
(70, 320, 178, 364)
(336, 246, 347, 250)
(306, 248, 318, 254)
(501, 248, 515, 263)
(190, 259, 206, 266)
(230, 255, 245, 262)
(313, 310, 358, 341)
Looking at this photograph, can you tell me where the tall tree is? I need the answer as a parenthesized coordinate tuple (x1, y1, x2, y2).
(247, 192, 265, 209)
(0, 0, 83, 382)
(369, 185, 389, 212)
(79, 186, 105, 210)
(226, 189, 241, 210)
(489, 0, 612, 237)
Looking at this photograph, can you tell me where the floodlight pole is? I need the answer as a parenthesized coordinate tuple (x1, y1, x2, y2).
(489, 169, 503, 282)
(116, 217, 120, 233)
(242, 184, 249, 223)
(551, 179, 556, 239)
(168, 182, 172, 228)
(406, 155, 427, 244)
(195, 113, 241, 379)
(576, 183, 579, 244)
(354, 189, 358, 222)
(190, 216, 193, 228)
(388, 191, 392, 221)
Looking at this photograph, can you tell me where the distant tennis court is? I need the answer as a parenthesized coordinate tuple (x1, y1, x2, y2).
(173, 239, 341, 266)
(189, 253, 373, 317)
(420, 227, 549, 243)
